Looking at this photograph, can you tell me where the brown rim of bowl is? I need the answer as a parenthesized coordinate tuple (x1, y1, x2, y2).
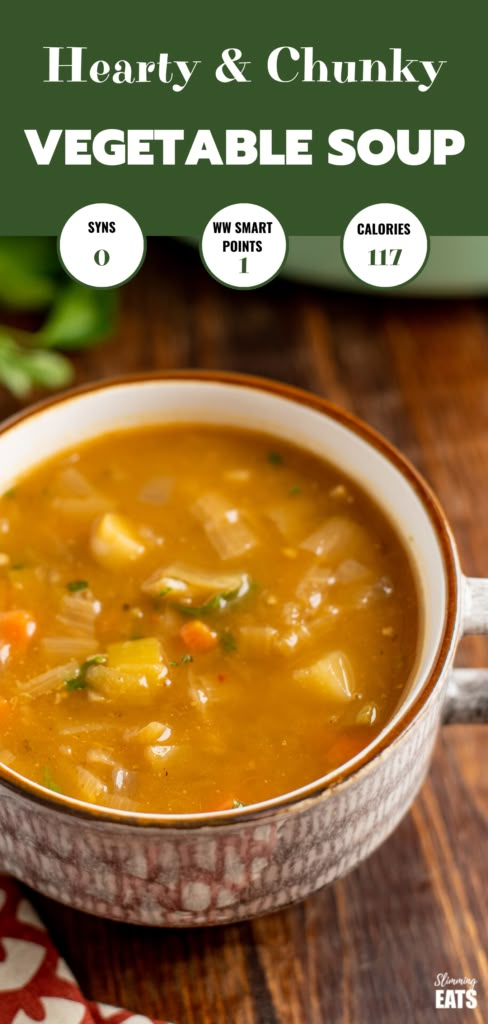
(0, 370, 460, 828)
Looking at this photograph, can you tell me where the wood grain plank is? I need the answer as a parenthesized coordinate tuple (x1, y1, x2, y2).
(1, 239, 486, 1024)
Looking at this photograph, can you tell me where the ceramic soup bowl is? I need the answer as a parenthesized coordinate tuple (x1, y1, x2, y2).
(0, 373, 486, 927)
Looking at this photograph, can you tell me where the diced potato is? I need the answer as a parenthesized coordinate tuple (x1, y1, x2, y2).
(87, 638, 168, 703)
(91, 513, 146, 569)
(106, 637, 163, 672)
(87, 665, 166, 703)
(294, 651, 355, 702)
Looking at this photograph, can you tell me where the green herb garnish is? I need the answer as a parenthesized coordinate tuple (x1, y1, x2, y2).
(3, 488, 16, 499)
(66, 580, 89, 593)
(220, 630, 237, 654)
(42, 766, 62, 793)
(267, 451, 283, 466)
(153, 585, 173, 610)
(174, 586, 241, 618)
(289, 485, 301, 496)
(170, 654, 194, 668)
(233, 799, 245, 809)
(65, 676, 87, 692)
(10, 562, 26, 570)
(65, 654, 106, 692)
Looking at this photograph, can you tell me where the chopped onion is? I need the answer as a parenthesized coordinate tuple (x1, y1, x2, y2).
(124, 721, 171, 744)
(239, 625, 278, 656)
(76, 766, 108, 802)
(51, 468, 110, 521)
(296, 566, 334, 608)
(144, 744, 174, 767)
(113, 767, 137, 792)
(102, 793, 139, 811)
(193, 492, 257, 559)
(334, 559, 371, 584)
(56, 591, 100, 637)
(223, 469, 251, 483)
(60, 722, 107, 736)
(142, 563, 246, 602)
(86, 747, 117, 767)
(356, 702, 378, 725)
(267, 500, 315, 541)
(274, 626, 311, 656)
(300, 517, 372, 563)
(137, 476, 172, 505)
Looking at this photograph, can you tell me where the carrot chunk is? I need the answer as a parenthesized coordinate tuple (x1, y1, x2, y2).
(179, 619, 218, 654)
(0, 610, 36, 652)
(327, 729, 373, 768)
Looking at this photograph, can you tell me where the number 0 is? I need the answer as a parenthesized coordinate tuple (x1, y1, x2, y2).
(94, 249, 110, 267)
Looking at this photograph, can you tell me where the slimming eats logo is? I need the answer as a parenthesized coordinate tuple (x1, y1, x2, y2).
(435, 973, 477, 1010)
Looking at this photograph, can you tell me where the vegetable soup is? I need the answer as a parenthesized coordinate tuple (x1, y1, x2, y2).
(0, 426, 419, 814)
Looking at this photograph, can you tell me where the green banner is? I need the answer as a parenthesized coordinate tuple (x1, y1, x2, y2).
(1, 0, 486, 235)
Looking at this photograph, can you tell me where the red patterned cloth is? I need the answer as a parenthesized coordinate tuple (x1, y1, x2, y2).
(0, 875, 168, 1024)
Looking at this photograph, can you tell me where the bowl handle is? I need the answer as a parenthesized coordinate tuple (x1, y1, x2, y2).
(443, 577, 488, 723)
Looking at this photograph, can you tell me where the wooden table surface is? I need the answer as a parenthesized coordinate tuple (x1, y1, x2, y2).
(2, 240, 487, 1024)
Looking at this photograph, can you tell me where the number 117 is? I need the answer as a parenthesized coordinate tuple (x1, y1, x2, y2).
(368, 248, 402, 266)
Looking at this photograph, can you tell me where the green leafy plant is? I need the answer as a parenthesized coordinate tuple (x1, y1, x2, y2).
(0, 239, 118, 397)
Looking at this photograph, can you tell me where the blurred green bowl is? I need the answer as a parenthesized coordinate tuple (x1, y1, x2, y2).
(285, 236, 488, 295)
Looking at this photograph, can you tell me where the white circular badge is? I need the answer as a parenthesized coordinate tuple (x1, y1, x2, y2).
(201, 203, 287, 289)
(342, 203, 429, 288)
(59, 203, 146, 288)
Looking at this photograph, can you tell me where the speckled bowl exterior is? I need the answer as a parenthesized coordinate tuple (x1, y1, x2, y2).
(0, 681, 443, 927)
(0, 373, 470, 926)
